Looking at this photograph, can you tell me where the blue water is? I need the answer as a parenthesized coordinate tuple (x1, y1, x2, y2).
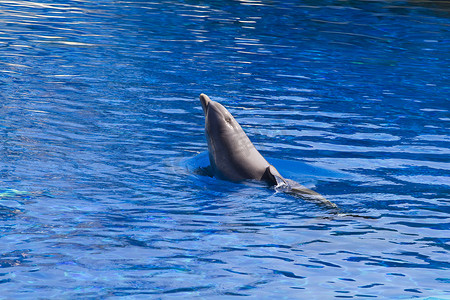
(1, 0, 449, 298)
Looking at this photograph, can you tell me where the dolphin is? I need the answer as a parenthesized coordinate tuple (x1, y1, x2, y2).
(199, 93, 337, 208)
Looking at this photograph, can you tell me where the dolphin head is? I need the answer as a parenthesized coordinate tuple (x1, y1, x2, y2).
(200, 93, 242, 142)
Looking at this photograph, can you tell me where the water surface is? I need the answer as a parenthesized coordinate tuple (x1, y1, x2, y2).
(0, 0, 449, 298)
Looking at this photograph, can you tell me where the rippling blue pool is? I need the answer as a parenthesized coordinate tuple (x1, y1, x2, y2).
(1, 0, 449, 298)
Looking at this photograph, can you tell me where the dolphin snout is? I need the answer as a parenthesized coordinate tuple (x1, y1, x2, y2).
(200, 93, 212, 114)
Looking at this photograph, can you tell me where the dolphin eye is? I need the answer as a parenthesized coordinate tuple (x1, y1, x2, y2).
(225, 117, 232, 123)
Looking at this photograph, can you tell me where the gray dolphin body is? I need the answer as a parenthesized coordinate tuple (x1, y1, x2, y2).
(200, 93, 337, 208)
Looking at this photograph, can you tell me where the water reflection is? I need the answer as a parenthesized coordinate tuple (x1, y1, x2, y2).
(0, 0, 449, 298)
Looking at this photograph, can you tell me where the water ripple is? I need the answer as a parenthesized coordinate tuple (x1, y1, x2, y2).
(0, 0, 449, 299)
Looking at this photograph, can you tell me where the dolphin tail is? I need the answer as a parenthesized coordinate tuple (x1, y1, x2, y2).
(263, 165, 338, 208)
(284, 179, 338, 208)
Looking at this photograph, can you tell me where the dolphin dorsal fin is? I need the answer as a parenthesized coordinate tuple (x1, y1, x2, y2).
(263, 165, 287, 187)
